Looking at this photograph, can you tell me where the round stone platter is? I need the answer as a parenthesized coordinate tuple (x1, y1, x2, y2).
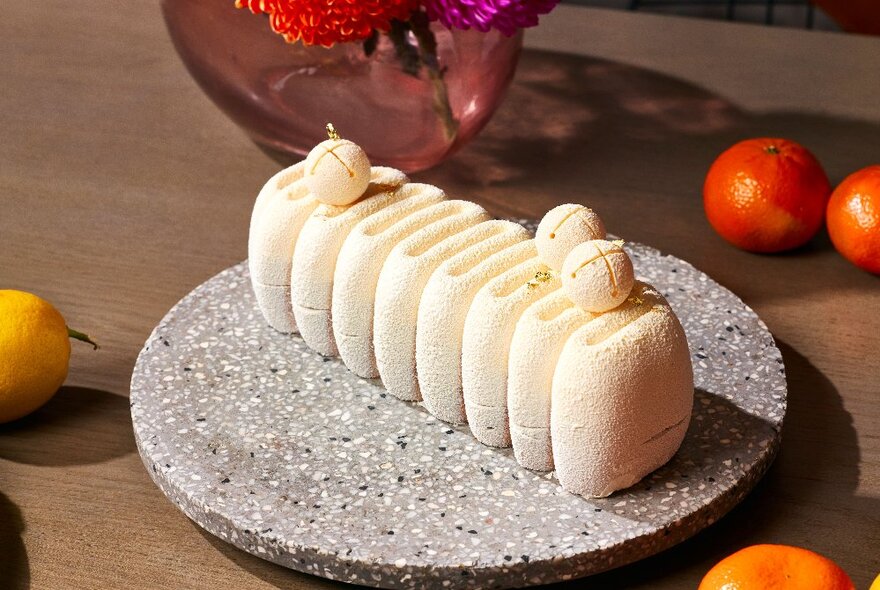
(131, 231, 786, 589)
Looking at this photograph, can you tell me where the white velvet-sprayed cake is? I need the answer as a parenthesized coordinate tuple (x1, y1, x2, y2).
(374, 203, 491, 400)
(247, 131, 694, 498)
(290, 167, 407, 356)
(552, 282, 693, 497)
(508, 288, 591, 471)
(332, 184, 447, 378)
(247, 162, 318, 333)
(416, 223, 531, 424)
(461, 243, 553, 448)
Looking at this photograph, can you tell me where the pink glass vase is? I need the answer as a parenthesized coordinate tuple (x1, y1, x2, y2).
(161, 1, 523, 172)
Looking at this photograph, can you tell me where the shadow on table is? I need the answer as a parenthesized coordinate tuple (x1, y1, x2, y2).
(0, 386, 136, 466)
(0, 492, 30, 589)
(561, 338, 876, 589)
(415, 50, 880, 302)
(427, 52, 880, 186)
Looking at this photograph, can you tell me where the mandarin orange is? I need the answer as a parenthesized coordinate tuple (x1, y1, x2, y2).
(826, 164, 880, 274)
(704, 138, 831, 252)
(699, 544, 855, 590)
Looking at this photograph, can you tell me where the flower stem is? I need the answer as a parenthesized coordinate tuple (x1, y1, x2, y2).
(387, 21, 421, 77)
(409, 12, 459, 141)
(427, 67, 458, 141)
(386, 14, 459, 142)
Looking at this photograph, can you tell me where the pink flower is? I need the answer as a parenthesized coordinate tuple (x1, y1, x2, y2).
(423, 0, 559, 36)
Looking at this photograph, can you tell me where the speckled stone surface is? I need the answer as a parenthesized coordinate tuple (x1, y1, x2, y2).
(131, 230, 786, 589)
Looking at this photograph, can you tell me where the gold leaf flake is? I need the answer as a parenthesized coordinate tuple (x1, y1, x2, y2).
(526, 270, 554, 290)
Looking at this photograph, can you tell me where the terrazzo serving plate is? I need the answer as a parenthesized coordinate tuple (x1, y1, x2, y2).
(131, 227, 786, 589)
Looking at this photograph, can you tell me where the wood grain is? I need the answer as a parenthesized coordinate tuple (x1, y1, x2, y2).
(1, 2, 878, 589)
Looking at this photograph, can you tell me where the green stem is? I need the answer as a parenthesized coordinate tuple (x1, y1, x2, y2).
(423, 56, 458, 142)
(387, 21, 421, 77)
(409, 13, 459, 141)
(68, 327, 99, 350)
(385, 15, 459, 142)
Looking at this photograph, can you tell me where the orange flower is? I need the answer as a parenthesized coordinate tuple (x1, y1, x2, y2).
(236, 0, 420, 47)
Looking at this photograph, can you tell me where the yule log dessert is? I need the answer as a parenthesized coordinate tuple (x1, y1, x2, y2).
(248, 125, 694, 498)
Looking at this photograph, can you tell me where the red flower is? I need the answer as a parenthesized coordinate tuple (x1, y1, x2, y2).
(236, 0, 420, 47)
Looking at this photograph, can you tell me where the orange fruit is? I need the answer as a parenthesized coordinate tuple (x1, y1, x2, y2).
(699, 544, 855, 590)
(0, 290, 97, 423)
(704, 138, 831, 252)
(826, 164, 880, 274)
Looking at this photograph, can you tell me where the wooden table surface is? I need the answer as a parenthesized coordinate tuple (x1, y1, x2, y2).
(1, 2, 878, 588)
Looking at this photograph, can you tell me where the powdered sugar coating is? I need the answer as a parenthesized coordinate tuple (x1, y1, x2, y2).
(552, 282, 693, 497)
(290, 167, 408, 356)
(247, 161, 318, 333)
(417, 223, 531, 424)
(304, 139, 371, 207)
(332, 185, 447, 378)
(508, 288, 591, 471)
(561, 239, 635, 313)
(461, 245, 552, 447)
(373, 204, 492, 402)
(535, 203, 606, 272)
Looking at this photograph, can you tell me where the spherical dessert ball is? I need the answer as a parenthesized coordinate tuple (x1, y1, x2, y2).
(561, 239, 635, 313)
(535, 204, 606, 271)
(304, 139, 371, 206)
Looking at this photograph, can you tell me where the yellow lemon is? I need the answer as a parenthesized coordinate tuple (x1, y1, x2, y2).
(870, 572, 880, 590)
(0, 290, 96, 423)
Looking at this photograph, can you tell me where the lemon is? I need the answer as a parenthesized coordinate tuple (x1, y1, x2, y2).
(871, 572, 880, 590)
(0, 290, 96, 423)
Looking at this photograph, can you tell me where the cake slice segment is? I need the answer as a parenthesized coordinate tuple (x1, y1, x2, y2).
(332, 184, 450, 378)
(290, 167, 408, 357)
(374, 203, 491, 401)
(249, 161, 306, 237)
(507, 289, 595, 471)
(248, 162, 319, 333)
(416, 222, 531, 425)
(551, 282, 694, 497)
(461, 246, 558, 448)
